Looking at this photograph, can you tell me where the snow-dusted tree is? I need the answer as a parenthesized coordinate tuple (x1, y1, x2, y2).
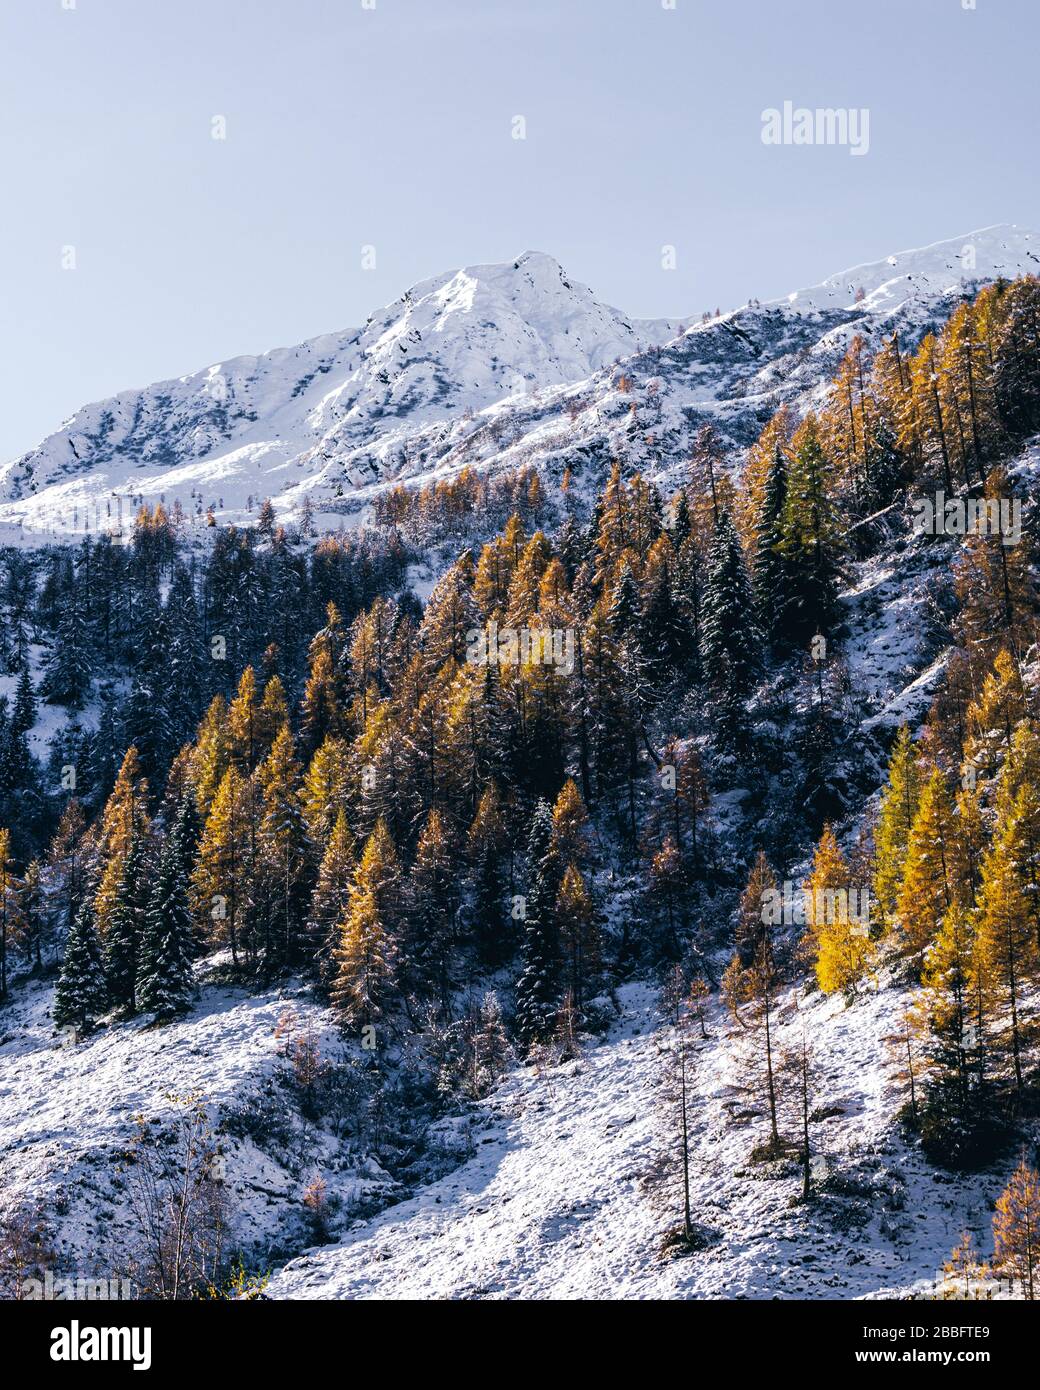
(53, 900, 106, 1034)
(138, 807, 196, 1021)
(103, 834, 149, 1017)
(992, 1159, 1040, 1300)
(514, 800, 561, 1051)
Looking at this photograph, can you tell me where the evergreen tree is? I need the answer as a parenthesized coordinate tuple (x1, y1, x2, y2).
(702, 510, 759, 695)
(777, 415, 844, 645)
(406, 809, 458, 1015)
(514, 801, 562, 1050)
(10, 661, 35, 740)
(40, 598, 93, 710)
(137, 822, 195, 1021)
(103, 835, 148, 1016)
(556, 862, 599, 1012)
(308, 808, 355, 990)
(0, 828, 12, 1002)
(467, 781, 512, 967)
(53, 901, 106, 1034)
(751, 443, 791, 645)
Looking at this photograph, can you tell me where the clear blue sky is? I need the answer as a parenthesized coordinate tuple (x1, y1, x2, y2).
(2, 0, 1037, 461)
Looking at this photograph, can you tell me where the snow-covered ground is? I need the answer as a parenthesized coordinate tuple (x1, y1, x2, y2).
(268, 977, 1019, 1301)
(0, 968, 386, 1277)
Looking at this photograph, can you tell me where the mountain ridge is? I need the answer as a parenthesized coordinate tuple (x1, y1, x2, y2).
(1, 224, 1035, 543)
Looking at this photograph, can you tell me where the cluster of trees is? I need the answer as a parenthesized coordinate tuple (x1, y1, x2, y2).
(0, 277, 1036, 1144)
(372, 462, 554, 550)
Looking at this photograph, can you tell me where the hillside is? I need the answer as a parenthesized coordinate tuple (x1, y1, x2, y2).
(1, 229, 1039, 1306)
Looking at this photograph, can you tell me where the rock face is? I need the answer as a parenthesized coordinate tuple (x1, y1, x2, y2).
(1, 225, 1035, 540)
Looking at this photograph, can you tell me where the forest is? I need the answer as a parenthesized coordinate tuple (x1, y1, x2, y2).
(2, 272, 1040, 1296)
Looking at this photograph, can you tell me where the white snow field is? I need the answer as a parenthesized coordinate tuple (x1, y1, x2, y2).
(0, 969, 390, 1277)
(268, 978, 1017, 1301)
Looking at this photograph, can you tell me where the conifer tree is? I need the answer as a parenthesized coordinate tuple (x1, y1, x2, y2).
(971, 646, 1026, 769)
(191, 764, 251, 969)
(898, 769, 958, 954)
(46, 799, 89, 944)
(993, 1159, 1040, 1300)
(805, 826, 873, 994)
(331, 883, 397, 1033)
(777, 415, 843, 645)
(467, 781, 512, 967)
(308, 808, 355, 990)
(53, 901, 106, 1034)
(137, 820, 195, 1021)
(556, 862, 600, 1013)
(0, 828, 11, 1002)
(975, 822, 1037, 1093)
(300, 620, 346, 757)
(10, 858, 45, 974)
(465, 991, 514, 1099)
(256, 724, 309, 968)
(751, 443, 791, 645)
(514, 800, 562, 1050)
(10, 662, 35, 740)
(103, 835, 149, 1016)
(301, 735, 351, 850)
(189, 695, 230, 819)
(873, 724, 922, 927)
(917, 902, 990, 1163)
(551, 778, 591, 869)
(702, 510, 759, 698)
(406, 808, 458, 1014)
(639, 546, 692, 691)
(94, 747, 150, 938)
(40, 599, 93, 710)
(954, 470, 1036, 667)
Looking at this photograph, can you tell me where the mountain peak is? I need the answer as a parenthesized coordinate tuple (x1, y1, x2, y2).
(2, 226, 1036, 543)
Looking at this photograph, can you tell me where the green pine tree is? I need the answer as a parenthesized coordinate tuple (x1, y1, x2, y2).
(54, 901, 106, 1033)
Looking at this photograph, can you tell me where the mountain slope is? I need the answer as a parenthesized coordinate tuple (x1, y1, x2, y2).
(1, 225, 1035, 542)
(267, 975, 1018, 1301)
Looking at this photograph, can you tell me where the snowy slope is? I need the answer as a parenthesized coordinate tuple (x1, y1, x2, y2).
(1, 225, 1035, 542)
(268, 977, 1021, 1301)
(0, 968, 388, 1275)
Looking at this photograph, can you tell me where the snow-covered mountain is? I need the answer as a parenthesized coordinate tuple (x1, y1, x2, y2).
(3, 230, 1039, 1303)
(2, 225, 1036, 543)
